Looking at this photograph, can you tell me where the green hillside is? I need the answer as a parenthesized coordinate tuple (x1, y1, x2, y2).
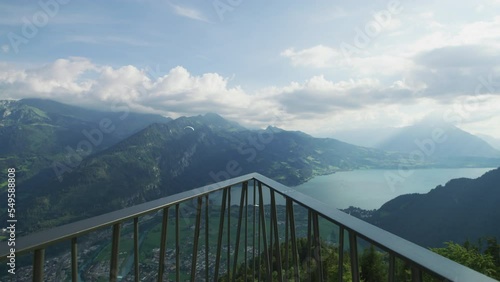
(368, 167, 500, 247)
(4, 111, 410, 235)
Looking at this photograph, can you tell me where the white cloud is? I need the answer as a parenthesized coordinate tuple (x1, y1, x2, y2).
(1, 57, 499, 138)
(170, 3, 209, 22)
(280, 45, 340, 68)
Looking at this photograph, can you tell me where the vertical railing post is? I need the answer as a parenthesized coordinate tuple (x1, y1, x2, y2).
(270, 190, 283, 281)
(71, 238, 78, 282)
(33, 248, 45, 282)
(258, 182, 272, 281)
(175, 204, 180, 282)
(214, 188, 227, 281)
(338, 226, 345, 282)
(257, 182, 262, 282)
(284, 197, 289, 280)
(287, 198, 299, 282)
(307, 210, 312, 281)
(205, 194, 209, 281)
(312, 212, 323, 281)
(227, 186, 231, 278)
(389, 253, 395, 282)
(190, 197, 203, 282)
(244, 182, 248, 278)
(232, 182, 247, 280)
(349, 230, 360, 282)
(134, 217, 140, 282)
(110, 223, 121, 282)
(411, 265, 423, 282)
(157, 207, 169, 282)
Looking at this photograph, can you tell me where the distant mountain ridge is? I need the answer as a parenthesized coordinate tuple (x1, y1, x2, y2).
(367, 167, 500, 248)
(376, 122, 500, 159)
(477, 134, 500, 151)
(334, 122, 500, 166)
(0, 103, 411, 234)
(0, 98, 172, 189)
(1, 98, 499, 237)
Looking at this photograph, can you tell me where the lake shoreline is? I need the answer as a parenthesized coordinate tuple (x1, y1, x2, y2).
(292, 167, 497, 210)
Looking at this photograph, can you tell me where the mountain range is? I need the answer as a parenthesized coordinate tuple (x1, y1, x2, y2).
(0, 99, 409, 234)
(333, 122, 500, 161)
(1, 98, 500, 235)
(0, 99, 171, 185)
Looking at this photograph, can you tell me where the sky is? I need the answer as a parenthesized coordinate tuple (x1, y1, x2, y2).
(1, 0, 500, 138)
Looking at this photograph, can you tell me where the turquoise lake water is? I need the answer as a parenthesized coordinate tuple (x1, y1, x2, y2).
(292, 167, 496, 210)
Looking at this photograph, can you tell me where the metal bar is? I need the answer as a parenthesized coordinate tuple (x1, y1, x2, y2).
(312, 212, 323, 281)
(205, 194, 209, 282)
(248, 174, 496, 282)
(253, 179, 258, 281)
(270, 189, 273, 276)
(307, 210, 312, 281)
(110, 223, 121, 282)
(1, 172, 495, 282)
(157, 207, 169, 282)
(338, 226, 345, 282)
(134, 217, 140, 282)
(257, 181, 261, 282)
(214, 188, 227, 281)
(411, 265, 423, 282)
(1, 174, 259, 260)
(284, 196, 289, 280)
(389, 253, 395, 282)
(244, 181, 248, 278)
(287, 198, 299, 282)
(270, 190, 283, 282)
(258, 182, 272, 281)
(190, 197, 203, 282)
(33, 248, 45, 282)
(232, 182, 246, 281)
(227, 186, 231, 278)
(71, 238, 78, 282)
(176, 204, 180, 282)
(349, 230, 360, 282)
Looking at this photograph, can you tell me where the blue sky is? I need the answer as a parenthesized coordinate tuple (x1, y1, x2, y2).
(1, 0, 500, 138)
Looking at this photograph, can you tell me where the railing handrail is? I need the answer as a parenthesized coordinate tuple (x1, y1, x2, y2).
(0, 173, 255, 258)
(255, 174, 497, 282)
(1, 172, 496, 281)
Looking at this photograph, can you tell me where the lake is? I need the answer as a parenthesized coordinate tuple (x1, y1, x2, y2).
(292, 167, 496, 210)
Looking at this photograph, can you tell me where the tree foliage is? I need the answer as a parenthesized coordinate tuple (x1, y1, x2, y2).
(431, 239, 499, 280)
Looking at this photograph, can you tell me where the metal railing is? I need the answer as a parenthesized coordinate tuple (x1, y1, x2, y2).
(0, 173, 496, 281)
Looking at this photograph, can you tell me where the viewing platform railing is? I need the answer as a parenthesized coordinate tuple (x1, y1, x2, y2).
(0, 173, 496, 281)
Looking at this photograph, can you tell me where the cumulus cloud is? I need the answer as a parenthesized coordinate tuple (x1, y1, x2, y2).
(408, 45, 500, 100)
(0, 55, 499, 136)
(0, 57, 96, 97)
(0, 58, 278, 127)
(270, 75, 424, 116)
(0, 58, 419, 129)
